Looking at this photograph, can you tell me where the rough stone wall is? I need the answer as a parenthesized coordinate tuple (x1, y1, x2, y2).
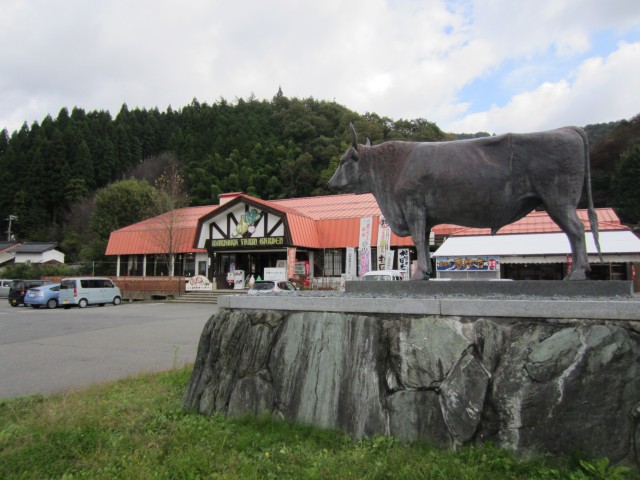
(183, 309, 640, 464)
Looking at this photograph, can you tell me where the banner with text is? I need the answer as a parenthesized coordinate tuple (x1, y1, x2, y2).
(287, 247, 297, 280)
(385, 249, 396, 270)
(398, 248, 411, 280)
(436, 256, 500, 271)
(358, 217, 373, 277)
(376, 215, 391, 270)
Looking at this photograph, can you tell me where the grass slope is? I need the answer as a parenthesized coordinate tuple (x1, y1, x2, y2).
(0, 367, 636, 479)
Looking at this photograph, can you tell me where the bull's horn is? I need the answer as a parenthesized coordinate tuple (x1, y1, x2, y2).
(350, 122, 358, 148)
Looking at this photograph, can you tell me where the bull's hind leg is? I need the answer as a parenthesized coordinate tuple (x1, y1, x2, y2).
(409, 215, 432, 280)
(546, 205, 590, 280)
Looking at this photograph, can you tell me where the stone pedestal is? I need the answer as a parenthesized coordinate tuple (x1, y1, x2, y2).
(184, 292, 640, 464)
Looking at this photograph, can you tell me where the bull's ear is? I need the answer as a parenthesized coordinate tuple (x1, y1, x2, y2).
(366, 138, 371, 147)
(350, 122, 358, 148)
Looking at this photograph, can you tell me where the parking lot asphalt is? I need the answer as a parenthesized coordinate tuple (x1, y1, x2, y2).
(0, 301, 218, 399)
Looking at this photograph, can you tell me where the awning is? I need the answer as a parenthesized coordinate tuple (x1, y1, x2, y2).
(433, 231, 640, 264)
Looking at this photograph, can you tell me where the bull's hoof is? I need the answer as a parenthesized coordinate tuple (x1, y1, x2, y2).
(564, 270, 587, 280)
(410, 271, 430, 280)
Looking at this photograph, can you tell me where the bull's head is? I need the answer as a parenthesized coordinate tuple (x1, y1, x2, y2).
(327, 123, 371, 194)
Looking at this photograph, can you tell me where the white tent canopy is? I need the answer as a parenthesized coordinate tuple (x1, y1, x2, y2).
(433, 231, 640, 264)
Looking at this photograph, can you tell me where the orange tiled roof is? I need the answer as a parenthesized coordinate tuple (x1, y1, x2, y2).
(272, 194, 382, 219)
(105, 193, 628, 256)
(449, 208, 627, 236)
(105, 205, 219, 255)
(272, 193, 444, 247)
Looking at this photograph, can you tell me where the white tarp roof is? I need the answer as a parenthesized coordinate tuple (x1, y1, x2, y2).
(434, 231, 640, 264)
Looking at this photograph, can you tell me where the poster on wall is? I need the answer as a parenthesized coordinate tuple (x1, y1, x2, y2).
(233, 270, 245, 289)
(358, 217, 373, 277)
(398, 248, 410, 280)
(376, 215, 391, 270)
(436, 256, 500, 271)
(264, 268, 286, 281)
(287, 247, 297, 279)
(295, 261, 310, 286)
(346, 247, 357, 278)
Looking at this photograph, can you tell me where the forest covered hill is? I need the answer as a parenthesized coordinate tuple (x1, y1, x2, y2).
(0, 92, 638, 266)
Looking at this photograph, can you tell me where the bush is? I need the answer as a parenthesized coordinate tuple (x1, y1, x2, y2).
(0, 263, 83, 280)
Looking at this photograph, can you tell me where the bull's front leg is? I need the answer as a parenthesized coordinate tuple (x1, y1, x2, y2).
(409, 214, 432, 280)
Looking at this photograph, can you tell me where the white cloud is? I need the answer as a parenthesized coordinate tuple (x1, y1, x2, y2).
(0, 0, 639, 135)
(444, 41, 640, 133)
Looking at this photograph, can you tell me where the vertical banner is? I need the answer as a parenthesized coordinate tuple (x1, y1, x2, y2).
(398, 248, 410, 280)
(376, 215, 391, 270)
(385, 249, 396, 270)
(345, 247, 357, 278)
(358, 217, 373, 277)
(287, 247, 297, 280)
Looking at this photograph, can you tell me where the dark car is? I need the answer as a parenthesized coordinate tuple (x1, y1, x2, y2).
(8, 279, 53, 307)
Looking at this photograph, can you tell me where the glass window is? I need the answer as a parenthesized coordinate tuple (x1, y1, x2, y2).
(174, 254, 184, 277)
(184, 253, 196, 277)
(122, 254, 144, 276)
(323, 249, 343, 277)
(198, 261, 207, 276)
(218, 254, 235, 275)
(147, 254, 169, 276)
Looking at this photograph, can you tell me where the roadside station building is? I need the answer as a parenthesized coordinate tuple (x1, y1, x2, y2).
(105, 192, 640, 289)
(433, 209, 640, 284)
(107, 193, 421, 289)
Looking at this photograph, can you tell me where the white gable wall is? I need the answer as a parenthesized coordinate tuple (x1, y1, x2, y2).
(14, 250, 65, 264)
(196, 202, 286, 249)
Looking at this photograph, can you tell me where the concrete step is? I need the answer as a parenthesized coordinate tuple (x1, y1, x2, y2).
(170, 290, 247, 304)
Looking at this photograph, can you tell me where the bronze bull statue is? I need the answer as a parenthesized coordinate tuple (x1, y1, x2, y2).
(328, 123, 602, 280)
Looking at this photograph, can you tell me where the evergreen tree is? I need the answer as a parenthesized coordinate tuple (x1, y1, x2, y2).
(0, 92, 634, 261)
(611, 144, 640, 226)
(46, 129, 70, 224)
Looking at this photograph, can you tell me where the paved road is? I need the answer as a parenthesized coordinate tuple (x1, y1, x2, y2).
(0, 301, 218, 399)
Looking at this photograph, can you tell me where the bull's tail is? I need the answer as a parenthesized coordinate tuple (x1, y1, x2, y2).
(575, 127, 603, 262)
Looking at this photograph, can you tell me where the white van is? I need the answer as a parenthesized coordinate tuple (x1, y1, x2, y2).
(59, 277, 122, 308)
(0, 279, 13, 298)
(362, 270, 405, 281)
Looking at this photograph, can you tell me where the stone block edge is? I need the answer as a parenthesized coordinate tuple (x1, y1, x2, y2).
(217, 294, 640, 320)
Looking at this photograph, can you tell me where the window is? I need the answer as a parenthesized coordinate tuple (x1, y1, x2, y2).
(174, 254, 184, 276)
(147, 254, 169, 276)
(217, 254, 236, 275)
(198, 261, 207, 276)
(81, 279, 107, 288)
(122, 254, 144, 276)
(184, 253, 196, 277)
(323, 249, 343, 277)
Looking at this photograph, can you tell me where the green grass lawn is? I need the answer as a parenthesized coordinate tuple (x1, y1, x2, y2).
(0, 367, 636, 479)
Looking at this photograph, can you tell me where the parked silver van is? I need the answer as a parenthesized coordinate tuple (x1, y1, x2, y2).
(59, 277, 122, 308)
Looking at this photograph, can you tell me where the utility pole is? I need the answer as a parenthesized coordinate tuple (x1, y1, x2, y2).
(6, 215, 17, 241)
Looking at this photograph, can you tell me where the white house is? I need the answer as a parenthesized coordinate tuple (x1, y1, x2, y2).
(1, 242, 65, 266)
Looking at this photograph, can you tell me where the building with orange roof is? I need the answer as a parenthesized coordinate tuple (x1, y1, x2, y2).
(105, 193, 639, 287)
(106, 205, 218, 277)
(434, 208, 640, 282)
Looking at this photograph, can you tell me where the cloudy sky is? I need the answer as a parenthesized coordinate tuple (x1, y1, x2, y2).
(1, 0, 639, 136)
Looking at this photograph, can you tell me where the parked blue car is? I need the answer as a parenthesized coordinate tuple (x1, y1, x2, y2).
(24, 283, 61, 309)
